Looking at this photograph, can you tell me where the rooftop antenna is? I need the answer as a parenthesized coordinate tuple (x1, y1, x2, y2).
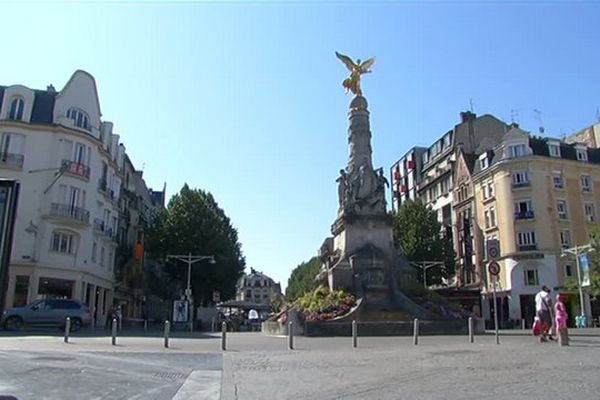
(469, 98, 474, 113)
(510, 109, 520, 124)
(596, 107, 600, 123)
(533, 108, 545, 134)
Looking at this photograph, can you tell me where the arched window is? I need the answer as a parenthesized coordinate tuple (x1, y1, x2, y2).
(66, 108, 90, 131)
(8, 97, 24, 121)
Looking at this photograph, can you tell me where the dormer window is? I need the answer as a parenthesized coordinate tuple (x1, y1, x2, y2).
(8, 97, 24, 121)
(576, 147, 588, 162)
(548, 143, 561, 158)
(67, 108, 90, 131)
(479, 153, 489, 170)
(508, 143, 528, 158)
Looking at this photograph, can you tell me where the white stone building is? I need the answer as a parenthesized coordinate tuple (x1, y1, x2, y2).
(0, 71, 141, 325)
(236, 268, 282, 306)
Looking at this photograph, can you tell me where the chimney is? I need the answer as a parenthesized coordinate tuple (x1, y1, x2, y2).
(46, 84, 56, 93)
(460, 111, 477, 123)
(510, 122, 519, 129)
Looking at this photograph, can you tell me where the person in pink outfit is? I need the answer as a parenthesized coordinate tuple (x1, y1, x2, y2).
(554, 293, 569, 346)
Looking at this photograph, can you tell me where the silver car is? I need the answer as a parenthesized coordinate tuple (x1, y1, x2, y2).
(1, 299, 92, 331)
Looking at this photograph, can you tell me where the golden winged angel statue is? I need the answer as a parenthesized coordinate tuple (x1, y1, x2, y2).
(335, 51, 376, 96)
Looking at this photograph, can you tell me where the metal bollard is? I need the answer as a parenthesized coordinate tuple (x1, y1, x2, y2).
(221, 322, 227, 351)
(288, 321, 294, 350)
(212, 317, 216, 333)
(521, 319, 526, 330)
(64, 317, 71, 343)
(111, 318, 118, 346)
(413, 318, 419, 345)
(164, 320, 170, 348)
(468, 317, 474, 343)
(144, 319, 148, 332)
(352, 320, 358, 348)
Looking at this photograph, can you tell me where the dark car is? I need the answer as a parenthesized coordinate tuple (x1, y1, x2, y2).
(1, 299, 92, 331)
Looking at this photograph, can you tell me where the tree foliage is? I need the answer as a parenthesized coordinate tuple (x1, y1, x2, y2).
(392, 200, 455, 285)
(145, 184, 245, 304)
(285, 257, 321, 302)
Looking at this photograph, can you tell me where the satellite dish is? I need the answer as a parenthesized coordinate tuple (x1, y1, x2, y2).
(539, 126, 545, 134)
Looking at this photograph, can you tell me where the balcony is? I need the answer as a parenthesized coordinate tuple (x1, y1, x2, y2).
(49, 203, 89, 224)
(512, 181, 531, 189)
(518, 244, 538, 252)
(93, 218, 105, 232)
(514, 210, 534, 219)
(0, 152, 24, 169)
(62, 160, 90, 180)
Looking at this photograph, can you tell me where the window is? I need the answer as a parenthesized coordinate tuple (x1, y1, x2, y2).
(584, 202, 596, 222)
(422, 151, 429, 165)
(443, 133, 452, 149)
(8, 97, 24, 121)
(514, 200, 534, 219)
(108, 251, 113, 271)
(524, 269, 539, 286)
(581, 175, 592, 192)
(560, 230, 571, 248)
(548, 143, 561, 158)
(552, 174, 564, 189)
(482, 180, 494, 200)
(13, 275, 29, 307)
(484, 206, 496, 229)
(51, 231, 74, 254)
(512, 170, 530, 187)
(576, 148, 588, 162)
(479, 155, 489, 170)
(66, 108, 90, 131)
(517, 231, 536, 246)
(565, 264, 573, 277)
(556, 200, 568, 219)
(245, 290, 251, 298)
(100, 246, 105, 267)
(509, 143, 528, 158)
(91, 242, 97, 263)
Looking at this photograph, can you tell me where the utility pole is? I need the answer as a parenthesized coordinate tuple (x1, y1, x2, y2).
(167, 253, 215, 332)
(411, 261, 445, 289)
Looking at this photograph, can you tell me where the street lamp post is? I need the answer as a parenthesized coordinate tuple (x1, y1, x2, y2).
(561, 244, 593, 327)
(411, 261, 445, 289)
(167, 253, 215, 332)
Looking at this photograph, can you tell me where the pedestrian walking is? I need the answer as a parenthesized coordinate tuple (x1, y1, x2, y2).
(554, 293, 569, 346)
(534, 286, 553, 342)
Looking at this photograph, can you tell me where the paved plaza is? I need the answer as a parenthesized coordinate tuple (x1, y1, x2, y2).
(0, 329, 599, 399)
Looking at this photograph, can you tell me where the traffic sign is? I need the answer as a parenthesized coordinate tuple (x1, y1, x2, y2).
(486, 239, 500, 260)
(488, 261, 500, 276)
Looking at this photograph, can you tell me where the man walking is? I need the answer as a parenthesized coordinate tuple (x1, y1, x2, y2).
(535, 285, 553, 342)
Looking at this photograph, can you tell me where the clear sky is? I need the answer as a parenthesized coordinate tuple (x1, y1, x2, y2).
(2, 1, 599, 290)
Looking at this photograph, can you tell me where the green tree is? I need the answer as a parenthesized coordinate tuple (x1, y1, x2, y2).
(392, 200, 455, 285)
(285, 257, 321, 302)
(146, 184, 245, 305)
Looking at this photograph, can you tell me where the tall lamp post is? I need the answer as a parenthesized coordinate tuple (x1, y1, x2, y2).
(167, 253, 215, 332)
(561, 244, 593, 327)
(411, 261, 445, 289)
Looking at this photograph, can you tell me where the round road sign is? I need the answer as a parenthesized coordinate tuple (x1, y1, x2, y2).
(488, 261, 500, 276)
(488, 246, 499, 259)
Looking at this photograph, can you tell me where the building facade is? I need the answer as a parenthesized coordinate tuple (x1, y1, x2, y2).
(235, 268, 282, 306)
(472, 127, 597, 327)
(0, 71, 162, 325)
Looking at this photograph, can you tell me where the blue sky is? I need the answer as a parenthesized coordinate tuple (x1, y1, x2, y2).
(2, 1, 599, 290)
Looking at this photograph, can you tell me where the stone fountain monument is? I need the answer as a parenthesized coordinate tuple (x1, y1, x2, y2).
(315, 53, 434, 328)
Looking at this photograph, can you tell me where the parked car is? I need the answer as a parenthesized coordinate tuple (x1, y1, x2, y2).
(1, 299, 92, 331)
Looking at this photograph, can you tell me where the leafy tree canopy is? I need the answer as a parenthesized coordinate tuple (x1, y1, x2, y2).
(392, 200, 455, 285)
(285, 256, 321, 302)
(146, 184, 245, 304)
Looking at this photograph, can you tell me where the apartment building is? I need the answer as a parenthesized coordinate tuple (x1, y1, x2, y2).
(0, 71, 162, 324)
(472, 126, 598, 326)
(236, 268, 282, 306)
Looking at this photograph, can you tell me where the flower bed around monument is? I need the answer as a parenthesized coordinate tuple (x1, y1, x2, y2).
(295, 285, 356, 321)
(414, 291, 476, 319)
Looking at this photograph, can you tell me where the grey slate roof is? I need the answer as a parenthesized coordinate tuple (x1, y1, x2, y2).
(30, 90, 56, 124)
